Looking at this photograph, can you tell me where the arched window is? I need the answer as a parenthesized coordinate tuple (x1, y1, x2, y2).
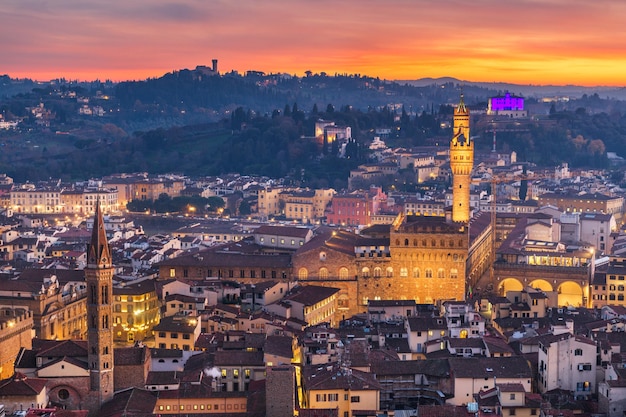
(386, 267, 393, 277)
(413, 239, 418, 246)
(404, 239, 409, 246)
(450, 268, 458, 279)
(339, 267, 349, 279)
(374, 267, 382, 278)
(449, 240, 454, 247)
(319, 267, 329, 279)
(362, 267, 370, 278)
(425, 268, 433, 278)
(298, 268, 308, 280)
(437, 268, 445, 278)
(400, 268, 408, 277)
(413, 268, 420, 278)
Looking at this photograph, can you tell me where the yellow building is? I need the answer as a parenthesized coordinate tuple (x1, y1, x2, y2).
(113, 279, 161, 345)
(153, 314, 201, 351)
(302, 364, 381, 416)
(132, 177, 185, 201)
(9, 187, 118, 215)
(283, 189, 335, 222)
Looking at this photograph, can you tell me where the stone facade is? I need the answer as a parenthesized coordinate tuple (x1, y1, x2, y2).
(0, 311, 33, 379)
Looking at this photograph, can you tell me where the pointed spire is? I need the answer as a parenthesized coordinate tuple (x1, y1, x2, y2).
(455, 93, 468, 114)
(87, 200, 111, 268)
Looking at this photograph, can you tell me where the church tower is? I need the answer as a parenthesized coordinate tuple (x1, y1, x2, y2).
(85, 201, 114, 408)
(449, 94, 474, 223)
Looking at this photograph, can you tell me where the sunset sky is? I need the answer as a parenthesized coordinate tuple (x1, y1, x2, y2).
(3, 0, 626, 86)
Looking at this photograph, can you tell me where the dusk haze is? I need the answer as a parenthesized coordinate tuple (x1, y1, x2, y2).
(3, 0, 626, 85)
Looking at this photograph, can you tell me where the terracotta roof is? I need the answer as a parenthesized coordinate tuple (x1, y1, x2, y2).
(145, 371, 179, 385)
(214, 350, 264, 367)
(0, 374, 48, 396)
(97, 387, 157, 417)
(157, 250, 291, 268)
(284, 285, 340, 306)
(264, 335, 293, 359)
(37, 340, 88, 358)
(115, 346, 148, 366)
(303, 364, 381, 391)
(371, 358, 449, 377)
(448, 356, 532, 379)
(253, 225, 311, 238)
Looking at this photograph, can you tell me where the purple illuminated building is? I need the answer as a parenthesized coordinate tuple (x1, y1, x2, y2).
(488, 92, 527, 118)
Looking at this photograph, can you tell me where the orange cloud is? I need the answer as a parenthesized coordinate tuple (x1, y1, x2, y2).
(1, 0, 625, 86)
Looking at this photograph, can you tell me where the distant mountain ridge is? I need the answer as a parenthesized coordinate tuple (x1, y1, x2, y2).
(400, 77, 626, 100)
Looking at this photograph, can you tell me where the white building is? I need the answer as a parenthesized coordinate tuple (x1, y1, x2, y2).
(537, 331, 597, 399)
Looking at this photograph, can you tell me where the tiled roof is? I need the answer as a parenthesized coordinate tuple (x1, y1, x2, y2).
(97, 387, 157, 417)
(253, 225, 311, 238)
(37, 340, 88, 358)
(115, 346, 148, 366)
(264, 335, 293, 359)
(0, 374, 48, 396)
(448, 356, 532, 379)
(145, 371, 179, 385)
(284, 285, 340, 306)
(304, 364, 381, 391)
(377, 358, 450, 377)
(214, 350, 264, 367)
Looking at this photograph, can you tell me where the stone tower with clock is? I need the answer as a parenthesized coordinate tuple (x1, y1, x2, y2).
(85, 201, 115, 410)
(449, 94, 474, 223)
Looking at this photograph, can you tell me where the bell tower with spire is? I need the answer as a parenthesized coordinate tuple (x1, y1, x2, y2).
(449, 94, 474, 223)
(85, 201, 114, 408)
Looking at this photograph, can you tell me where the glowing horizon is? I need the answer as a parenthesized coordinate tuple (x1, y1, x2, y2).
(3, 0, 626, 87)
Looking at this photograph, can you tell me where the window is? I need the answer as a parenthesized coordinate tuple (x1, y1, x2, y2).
(169, 268, 175, 278)
(350, 396, 360, 403)
(574, 349, 583, 356)
(374, 267, 382, 278)
(58, 389, 70, 400)
(319, 268, 329, 279)
(400, 268, 408, 277)
(510, 393, 516, 400)
(425, 269, 433, 278)
(298, 268, 308, 280)
(450, 268, 458, 279)
(386, 267, 393, 277)
(328, 393, 338, 401)
(362, 267, 370, 278)
(339, 267, 349, 279)
(413, 268, 420, 278)
(437, 268, 445, 278)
